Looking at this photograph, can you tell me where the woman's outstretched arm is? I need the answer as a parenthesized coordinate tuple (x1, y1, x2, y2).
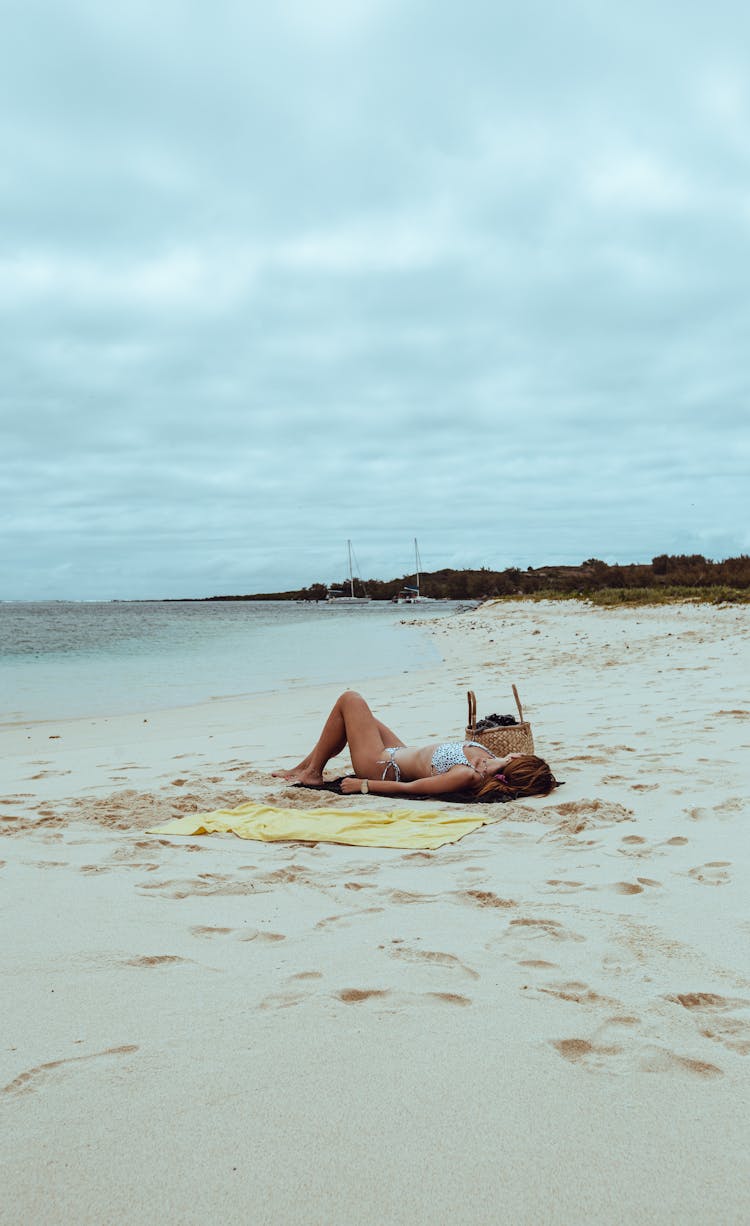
(340, 766, 475, 797)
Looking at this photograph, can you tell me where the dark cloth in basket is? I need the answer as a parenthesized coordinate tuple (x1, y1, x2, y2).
(475, 713, 518, 730)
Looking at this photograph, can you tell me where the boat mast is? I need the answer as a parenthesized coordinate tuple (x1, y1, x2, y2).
(415, 538, 420, 598)
(348, 539, 354, 598)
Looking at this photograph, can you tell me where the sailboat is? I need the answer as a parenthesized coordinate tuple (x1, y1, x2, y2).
(326, 540, 372, 603)
(396, 539, 433, 603)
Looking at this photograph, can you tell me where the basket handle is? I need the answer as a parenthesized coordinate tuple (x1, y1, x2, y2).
(512, 684, 524, 723)
(467, 690, 477, 730)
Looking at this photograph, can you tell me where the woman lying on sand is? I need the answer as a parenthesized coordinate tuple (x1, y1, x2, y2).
(274, 691, 558, 803)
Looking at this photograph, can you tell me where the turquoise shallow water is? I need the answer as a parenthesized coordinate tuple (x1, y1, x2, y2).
(0, 600, 461, 723)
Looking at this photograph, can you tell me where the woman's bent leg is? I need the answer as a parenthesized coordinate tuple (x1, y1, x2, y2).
(375, 718, 405, 749)
(278, 692, 388, 784)
(272, 698, 349, 777)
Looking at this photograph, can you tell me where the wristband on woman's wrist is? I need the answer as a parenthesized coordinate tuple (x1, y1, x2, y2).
(360, 779, 369, 794)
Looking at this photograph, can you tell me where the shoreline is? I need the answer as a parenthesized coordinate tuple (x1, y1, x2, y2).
(1, 600, 749, 1223)
(5, 588, 746, 607)
(0, 599, 457, 727)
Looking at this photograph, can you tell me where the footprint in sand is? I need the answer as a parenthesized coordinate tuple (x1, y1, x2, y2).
(127, 839, 203, 857)
(545, 880, 590, 893)
(550, 1036, 624, 1070)
(713, 797, 745, 816)
(3, 1045, 139, 1096)
(337, 988, 390, 1004)
(550, 1028, 722, 1078)
(258, 982, 388, 1011)
(388, 946, 480, 979)
(337, 988, 471, 1008)
(616, 835, 660, 861)
(543, 799, 635, 844)
(257, 866, 309, 886)
(137, 875, 260, 899)
(537, 981, 615, 1007)
(110, 853, 162, 871)
(460, 889, 516, 909)
(259, 990, 310, 1010)
(388, 890, 436, 905)
(316, 907, 386, 929)
(686, 862, 732, 887)
(508, 917, 584, 942)
(260, 981, 473, 1011)
(686, 807, 713, 822)
(125, 955, 188, 967)
(639, 1048, 724, 1078)
(665, 992, 750, 1055)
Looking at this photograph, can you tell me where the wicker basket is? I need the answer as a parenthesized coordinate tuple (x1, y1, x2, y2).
(465, 685, 534, 756)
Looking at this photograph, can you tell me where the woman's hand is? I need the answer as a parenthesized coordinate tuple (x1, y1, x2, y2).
(497, 752, 523, 769)
(340, 776, 364, 794)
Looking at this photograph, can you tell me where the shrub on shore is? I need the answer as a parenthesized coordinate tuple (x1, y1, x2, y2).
(208, 554, 750, 603)
(486, 585, 749, 607)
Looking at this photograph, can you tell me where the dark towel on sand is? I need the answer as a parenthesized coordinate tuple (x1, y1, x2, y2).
(293, 777, 520, 805)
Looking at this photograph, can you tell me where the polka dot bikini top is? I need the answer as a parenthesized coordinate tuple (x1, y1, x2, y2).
(430, 741, 496, 775)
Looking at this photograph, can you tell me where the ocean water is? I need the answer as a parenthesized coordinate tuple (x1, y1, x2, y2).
(0, 600, 463, 723)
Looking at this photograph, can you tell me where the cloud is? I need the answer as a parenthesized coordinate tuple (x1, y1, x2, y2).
(1, 1, 748, 598)
(585, 153, 692, 213)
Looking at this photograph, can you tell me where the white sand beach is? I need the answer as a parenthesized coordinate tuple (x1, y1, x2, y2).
(1, 600, 749, 1224)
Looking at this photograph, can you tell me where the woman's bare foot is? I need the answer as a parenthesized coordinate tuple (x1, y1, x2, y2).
(272, 751, 315, 779)
(289, 767, 325, 786)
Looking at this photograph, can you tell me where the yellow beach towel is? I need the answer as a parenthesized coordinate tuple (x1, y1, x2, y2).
(148, 800, 497, 850)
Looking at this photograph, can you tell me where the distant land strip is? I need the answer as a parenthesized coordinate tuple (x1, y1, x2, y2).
(195, 554, 750, 605)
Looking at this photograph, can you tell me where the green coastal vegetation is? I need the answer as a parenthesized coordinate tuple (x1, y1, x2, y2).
(208, 554, 750, 605)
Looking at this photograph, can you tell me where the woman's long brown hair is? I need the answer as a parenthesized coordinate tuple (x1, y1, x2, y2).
(474, 754, 558, 802)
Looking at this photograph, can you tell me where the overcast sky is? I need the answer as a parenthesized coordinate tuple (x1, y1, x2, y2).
(2, 0, 749, 599)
